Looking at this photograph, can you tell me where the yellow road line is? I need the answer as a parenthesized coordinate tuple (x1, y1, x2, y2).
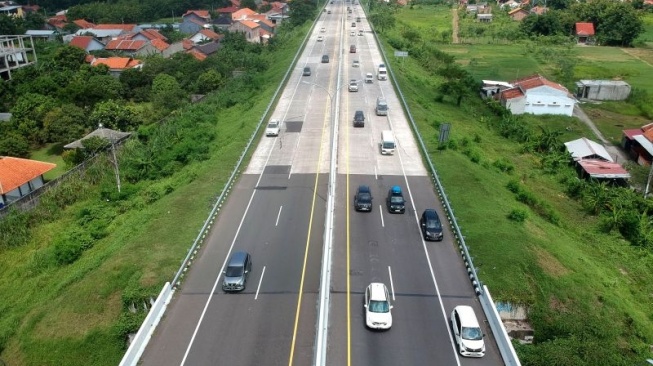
(287, 60, 335, 366)
(345, 58, 352, 366)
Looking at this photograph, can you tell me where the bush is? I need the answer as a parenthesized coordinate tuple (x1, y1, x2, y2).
(493, 158, 515, 173)
(508, 209, 528, 223)
(0, 209, 32, 248)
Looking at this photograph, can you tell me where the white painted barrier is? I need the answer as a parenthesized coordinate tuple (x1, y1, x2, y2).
(479, 285, 522, 366)
(119, 283, 174, 366)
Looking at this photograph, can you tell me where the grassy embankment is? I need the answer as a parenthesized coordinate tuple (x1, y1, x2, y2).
(0, 23, 310, 366)
(386, 4, 653, 364)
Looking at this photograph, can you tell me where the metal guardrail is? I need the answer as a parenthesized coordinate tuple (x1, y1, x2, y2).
(368, 9, 521, 366)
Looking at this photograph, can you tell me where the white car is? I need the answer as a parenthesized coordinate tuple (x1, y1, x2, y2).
(320, 27, 326, 32)
(451, 305, 486, 357)
(365, 72, 373, 83)
(317, 35, 324, 42)
(350, 30, 355, 36)
(348, 79, 359, 92)
(265, 119, 281, 136)
(364, 283, 392, 329)
(352, 60, 360, 67)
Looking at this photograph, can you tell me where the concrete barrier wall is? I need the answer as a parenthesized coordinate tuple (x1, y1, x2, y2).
(119, 283, 174, 366)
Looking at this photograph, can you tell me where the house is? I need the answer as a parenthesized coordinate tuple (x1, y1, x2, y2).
(622, 123, 653, 165)
(216, 6, 239, 17)
(73, 19, 96, 30)
(575, 22, 594, 44)
(0, 156, 56, 207)
(496, 74, 576, 116)
(180, 10, 211, 34)
(575, 80, 631, 101)
(127, 29, 167, 43)
(212, 15, 233, 30)
(564, 138, 630, 183)
(88, 56, 143, 77)
(477, 13, 493, 22)
(75, 28, 124, 43)
(25, 30, 58, 41)
(188, 41, 221, 60)
(189, 28, 222, 44)
(93, 23, 140, 33)
(230, 19, 262, 43)
(0, 5, 23, 18)
(46, 14, 68, 32)
(68, 35, 105, 52)
(508, 8, 529, 21)
(500, 0, 521, 9)
(104, 39, 158, 57)
(232, 8, 257, 21)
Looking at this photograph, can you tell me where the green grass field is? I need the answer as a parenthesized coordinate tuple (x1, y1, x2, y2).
(30, 144, 67, 180)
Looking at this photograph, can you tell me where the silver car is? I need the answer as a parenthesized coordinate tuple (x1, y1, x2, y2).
(222, 251, 252, 292)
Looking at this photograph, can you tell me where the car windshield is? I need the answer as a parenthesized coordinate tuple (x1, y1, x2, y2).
(267, 122, 277, 128)
(368, 300, 390, 313)
(377, 104, 387, 111)
(462, 326, 483, 341)
(358, 192, 371, 202)
(382, 142, 394, 149)
(426, 219, 441, 229)
(225, 265, 243, 277)
(390, 195, 403, 204)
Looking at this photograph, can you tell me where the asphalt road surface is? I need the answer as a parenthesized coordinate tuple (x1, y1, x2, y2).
(141, 1, 505, 365)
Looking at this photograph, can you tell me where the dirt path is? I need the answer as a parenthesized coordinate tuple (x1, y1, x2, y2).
(452, 6, 459, 44)
(620, 48, 653, 68)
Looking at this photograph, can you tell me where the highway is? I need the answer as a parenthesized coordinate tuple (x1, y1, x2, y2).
(141, 1, 504, 365)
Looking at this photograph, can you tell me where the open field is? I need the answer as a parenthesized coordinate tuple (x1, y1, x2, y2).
(394, 4, 453, 35)
(0, 24, 310, 366)
(30, 144, 66, 180)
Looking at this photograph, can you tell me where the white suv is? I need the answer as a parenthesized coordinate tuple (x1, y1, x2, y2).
(348, 79, 359, 92)
(364, 283, 392, 329)
(265, 119, 280, 136)
(450, 305, 485, 357)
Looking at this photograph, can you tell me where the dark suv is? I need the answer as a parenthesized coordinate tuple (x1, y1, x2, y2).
(420, 209, 443, 241)
(354, 185, 373, 212)
(386, 185, 405, 213)
(353, 110, 365, 127)
(222, 251, 252, 292)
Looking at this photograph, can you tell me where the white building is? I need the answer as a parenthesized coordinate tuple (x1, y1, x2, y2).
(497, 74, 576, 117)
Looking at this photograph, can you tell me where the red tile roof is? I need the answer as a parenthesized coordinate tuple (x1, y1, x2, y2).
(0, 157, 56, 194)
(73, 19, 95, 29)
(577, 159, 630, 179)
(510, 74, 571, 95)
(150, 38, 169, 51)
(90, 57, 142, 69)
(47, 14, 67, 28)
(182, 39, 194, 50)
(188, 48, 207, 61)
(199, 29, 221, 40)
(499, 88, 524, 100)
(240, 20, 260, 30)
(217, 6, 240, 13)
(105, 39, 147, 51)
(623, 128, 643, 140)
(232, 8, 257, 20)
(183, 10, 211, 19)
(69, 36, 94, 50)
(575, 22, 594, 36)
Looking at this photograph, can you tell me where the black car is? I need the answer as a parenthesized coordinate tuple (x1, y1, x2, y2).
(386, 185, 405, 213)
(322, 54, 330, 63)
(354, 185, 373, 212)
(420, 209, 443, 241)
(353, 110, 365, 127)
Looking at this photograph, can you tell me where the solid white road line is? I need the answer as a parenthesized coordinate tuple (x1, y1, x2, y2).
(255, 266, 266, 300)
(374, 165, 377, 180)
(388, 266, 395, 301)
(276, 206, 283, 226)
(379, 205, 385, 228)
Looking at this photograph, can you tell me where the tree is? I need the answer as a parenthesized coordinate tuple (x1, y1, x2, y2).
(241, 0, 257, 11)
(437, 64, 477, 106)
(195, 69, 224, 94)
(369, 8, 396, 33)
(150, 74, 186, 114)
(43, 104, 87, 143)
(520, 12, 564, 37)
(0, 133, 30, 157)
(570, 0, 643, 46)
(89, 100, 140, 132)
(51, 45, 87, 72)
(63, 73, 123, 109)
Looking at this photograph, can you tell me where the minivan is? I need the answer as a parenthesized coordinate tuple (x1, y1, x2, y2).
(451, 305, 485, 357)
(380, 130, 395, 155)
(420, 209, 443, 241)
(222, 251, 252, 292)
(375, 97, 388, 116)
(378, 64, 387, 80)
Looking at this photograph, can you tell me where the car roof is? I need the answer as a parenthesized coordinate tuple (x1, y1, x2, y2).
(358, 185, 370, 193)
(229, 251, 249, 264)
(453, 305, 480, 327)
(423, 208, 439, 218)
(391, 185, 402, 194)
(368, 282, 388, 301)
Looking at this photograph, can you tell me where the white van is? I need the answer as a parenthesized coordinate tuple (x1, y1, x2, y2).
(450, 305, 486, 358)
(377, 63, 387, 80)
(375, 97, 388, 116)
(380, 130, 395, 155)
